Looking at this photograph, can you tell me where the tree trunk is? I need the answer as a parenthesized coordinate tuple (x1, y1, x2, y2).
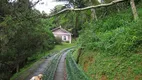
(76, 48, 82, 64)
(16, 64, 19, 72)
(74, 13, 79, 37)
(130, 0, 138, 20)
(89, 0, 98, 21)
(91, 9, 98, 21)
(116, 3, 120, 12)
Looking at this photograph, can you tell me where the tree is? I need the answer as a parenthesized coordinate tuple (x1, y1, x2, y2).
(0, 0, 55, 79)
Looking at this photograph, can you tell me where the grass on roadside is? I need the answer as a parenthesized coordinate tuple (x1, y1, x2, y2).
(77, 51, 142, 80)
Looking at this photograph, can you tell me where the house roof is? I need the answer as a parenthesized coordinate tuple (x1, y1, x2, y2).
(52, 26, 71, 34)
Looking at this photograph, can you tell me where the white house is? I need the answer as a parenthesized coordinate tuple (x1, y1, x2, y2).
(52, 26, 72, 43)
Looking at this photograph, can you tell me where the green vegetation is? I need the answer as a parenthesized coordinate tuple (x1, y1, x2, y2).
(78, 51, 142, 80)
(50, 43, 76, 52)
(74, 6, 142, 80)
(66, 50, 89, 80)
(1, 0, 142, 80)
(79, 9, 142, 56)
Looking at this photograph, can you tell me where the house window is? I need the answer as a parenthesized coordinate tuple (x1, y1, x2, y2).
(66, 36, 68, 40)
(62, 36, 68, 41)
(64, 36, 66, 41)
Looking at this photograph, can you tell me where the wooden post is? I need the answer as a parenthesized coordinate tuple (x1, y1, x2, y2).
(130, 0, 138, 20)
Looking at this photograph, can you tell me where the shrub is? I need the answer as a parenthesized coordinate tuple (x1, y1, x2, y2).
(55, 37, 62, 44)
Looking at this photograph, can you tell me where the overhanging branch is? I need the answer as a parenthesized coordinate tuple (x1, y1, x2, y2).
(30, 0, 42, 8)
(43, 0, 125, 18)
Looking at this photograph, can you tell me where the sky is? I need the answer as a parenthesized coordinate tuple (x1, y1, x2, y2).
(33, 0, 69, 14)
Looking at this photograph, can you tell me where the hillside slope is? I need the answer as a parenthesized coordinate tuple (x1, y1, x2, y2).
(74, 7, 142, 80)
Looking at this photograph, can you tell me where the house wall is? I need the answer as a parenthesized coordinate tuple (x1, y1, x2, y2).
(53, 29, 71, 43)
(54, 33, 71, 41)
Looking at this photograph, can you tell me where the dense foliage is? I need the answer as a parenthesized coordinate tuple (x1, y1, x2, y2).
(0, 0, 55, 79)
(78, 8, 142, 56)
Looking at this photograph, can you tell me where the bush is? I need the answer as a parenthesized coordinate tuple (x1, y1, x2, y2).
(55, 37, 62, 44)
